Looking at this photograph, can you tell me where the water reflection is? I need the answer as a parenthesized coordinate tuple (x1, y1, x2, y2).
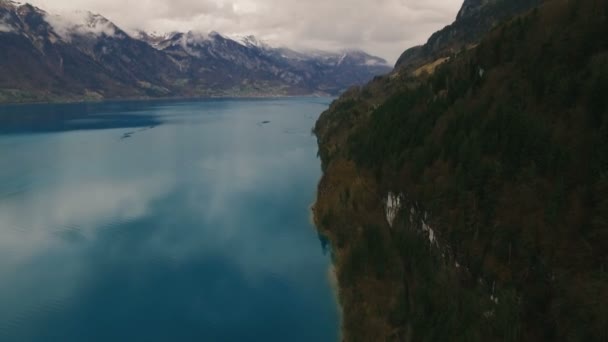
(0, 98, 338, 341)
(0, 102, 163, 134)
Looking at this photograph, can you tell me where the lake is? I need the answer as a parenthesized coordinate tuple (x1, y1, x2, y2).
(0, 98, 338, 341)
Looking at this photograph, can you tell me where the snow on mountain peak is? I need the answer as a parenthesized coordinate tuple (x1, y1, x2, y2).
(135, 30, 177, 49)
(230, 34, 271, 50)
(45, 10, 119, 42)
(137, 30, 223, 52)
(184, 30, 214, 43)
(364, 58, 387, 66)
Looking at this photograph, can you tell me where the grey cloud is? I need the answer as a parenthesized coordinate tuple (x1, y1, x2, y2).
(45, 11, 118, 41)
(27, 0, 463, 63)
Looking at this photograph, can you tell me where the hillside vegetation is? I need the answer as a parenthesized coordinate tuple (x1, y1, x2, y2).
(314, 0, 608, 340)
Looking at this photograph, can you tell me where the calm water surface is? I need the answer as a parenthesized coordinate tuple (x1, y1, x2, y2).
(0, 98, 338, 341)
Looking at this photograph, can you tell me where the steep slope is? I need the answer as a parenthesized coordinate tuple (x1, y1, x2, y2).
(395, 0, 541, 71)
(314, 0, 608, 340)
(0, 2, 118, 102)
(0, 2, 181, 102)
(58, 13, 181, 96)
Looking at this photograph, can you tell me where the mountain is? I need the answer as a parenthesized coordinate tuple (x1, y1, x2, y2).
(0, 1, 391, 103)
(138, 30, 392, 96)
(0, 1, 181, 102)
(395, 0, 541, 71)
(313, 0, 608, 340)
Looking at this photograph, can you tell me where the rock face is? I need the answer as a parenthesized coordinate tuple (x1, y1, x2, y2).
(0, 1, 391, 103)
(456, 0, 492, 20)
(313, 0, 608, 340)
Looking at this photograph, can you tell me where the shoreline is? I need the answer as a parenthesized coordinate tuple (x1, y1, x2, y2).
(0, 93, 336, 107)
(309, 200, 344, 342)
(311, 200, 345, 342)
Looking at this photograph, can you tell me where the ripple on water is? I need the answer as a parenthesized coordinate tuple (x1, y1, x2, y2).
(0, 182, 33, 199)
(0, 176, 56, 203)
(101, 216, 140, 236)
(51, 215, 141, 242)
(7, 223, 30, 235)
(0, 297, 69, 339)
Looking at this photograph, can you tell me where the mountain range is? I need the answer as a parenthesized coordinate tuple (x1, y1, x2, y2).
(0, 0, 391, 103)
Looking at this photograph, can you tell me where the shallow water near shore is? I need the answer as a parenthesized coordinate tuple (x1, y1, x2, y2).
(0, 98, 338, 341)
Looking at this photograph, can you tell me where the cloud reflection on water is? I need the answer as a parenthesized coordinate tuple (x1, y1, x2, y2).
(0, 98, 337, 341)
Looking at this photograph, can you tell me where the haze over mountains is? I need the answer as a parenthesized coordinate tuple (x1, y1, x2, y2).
(0, 0, 391, 103)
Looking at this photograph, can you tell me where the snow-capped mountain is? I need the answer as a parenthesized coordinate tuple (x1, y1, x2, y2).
(230, 34, 272, 50)
(0, 1, 391, 103)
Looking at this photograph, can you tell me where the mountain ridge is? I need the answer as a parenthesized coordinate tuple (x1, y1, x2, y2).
(394, 0, 541, 70)
(0, 2, 391, 103)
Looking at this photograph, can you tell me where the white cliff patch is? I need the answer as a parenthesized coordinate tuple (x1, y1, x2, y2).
(401, 199, 508, 312)
(490, 282, 499, 304)
(385, 192, 402, 227)
(407, 206, 438, 246)
(422, 222, 436, 244)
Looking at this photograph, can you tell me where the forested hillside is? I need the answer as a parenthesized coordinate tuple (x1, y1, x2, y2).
(314, 0, 608, 340)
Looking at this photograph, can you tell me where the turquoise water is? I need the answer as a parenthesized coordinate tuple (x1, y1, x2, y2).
(0, 98, 338, 341)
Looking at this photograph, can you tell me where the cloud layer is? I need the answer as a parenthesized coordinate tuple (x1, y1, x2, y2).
(44, 11, 118, 41)
(26, 0, 463, 63)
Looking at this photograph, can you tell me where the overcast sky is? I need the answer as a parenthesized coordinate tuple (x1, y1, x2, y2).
(26, 0, 463, 64)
